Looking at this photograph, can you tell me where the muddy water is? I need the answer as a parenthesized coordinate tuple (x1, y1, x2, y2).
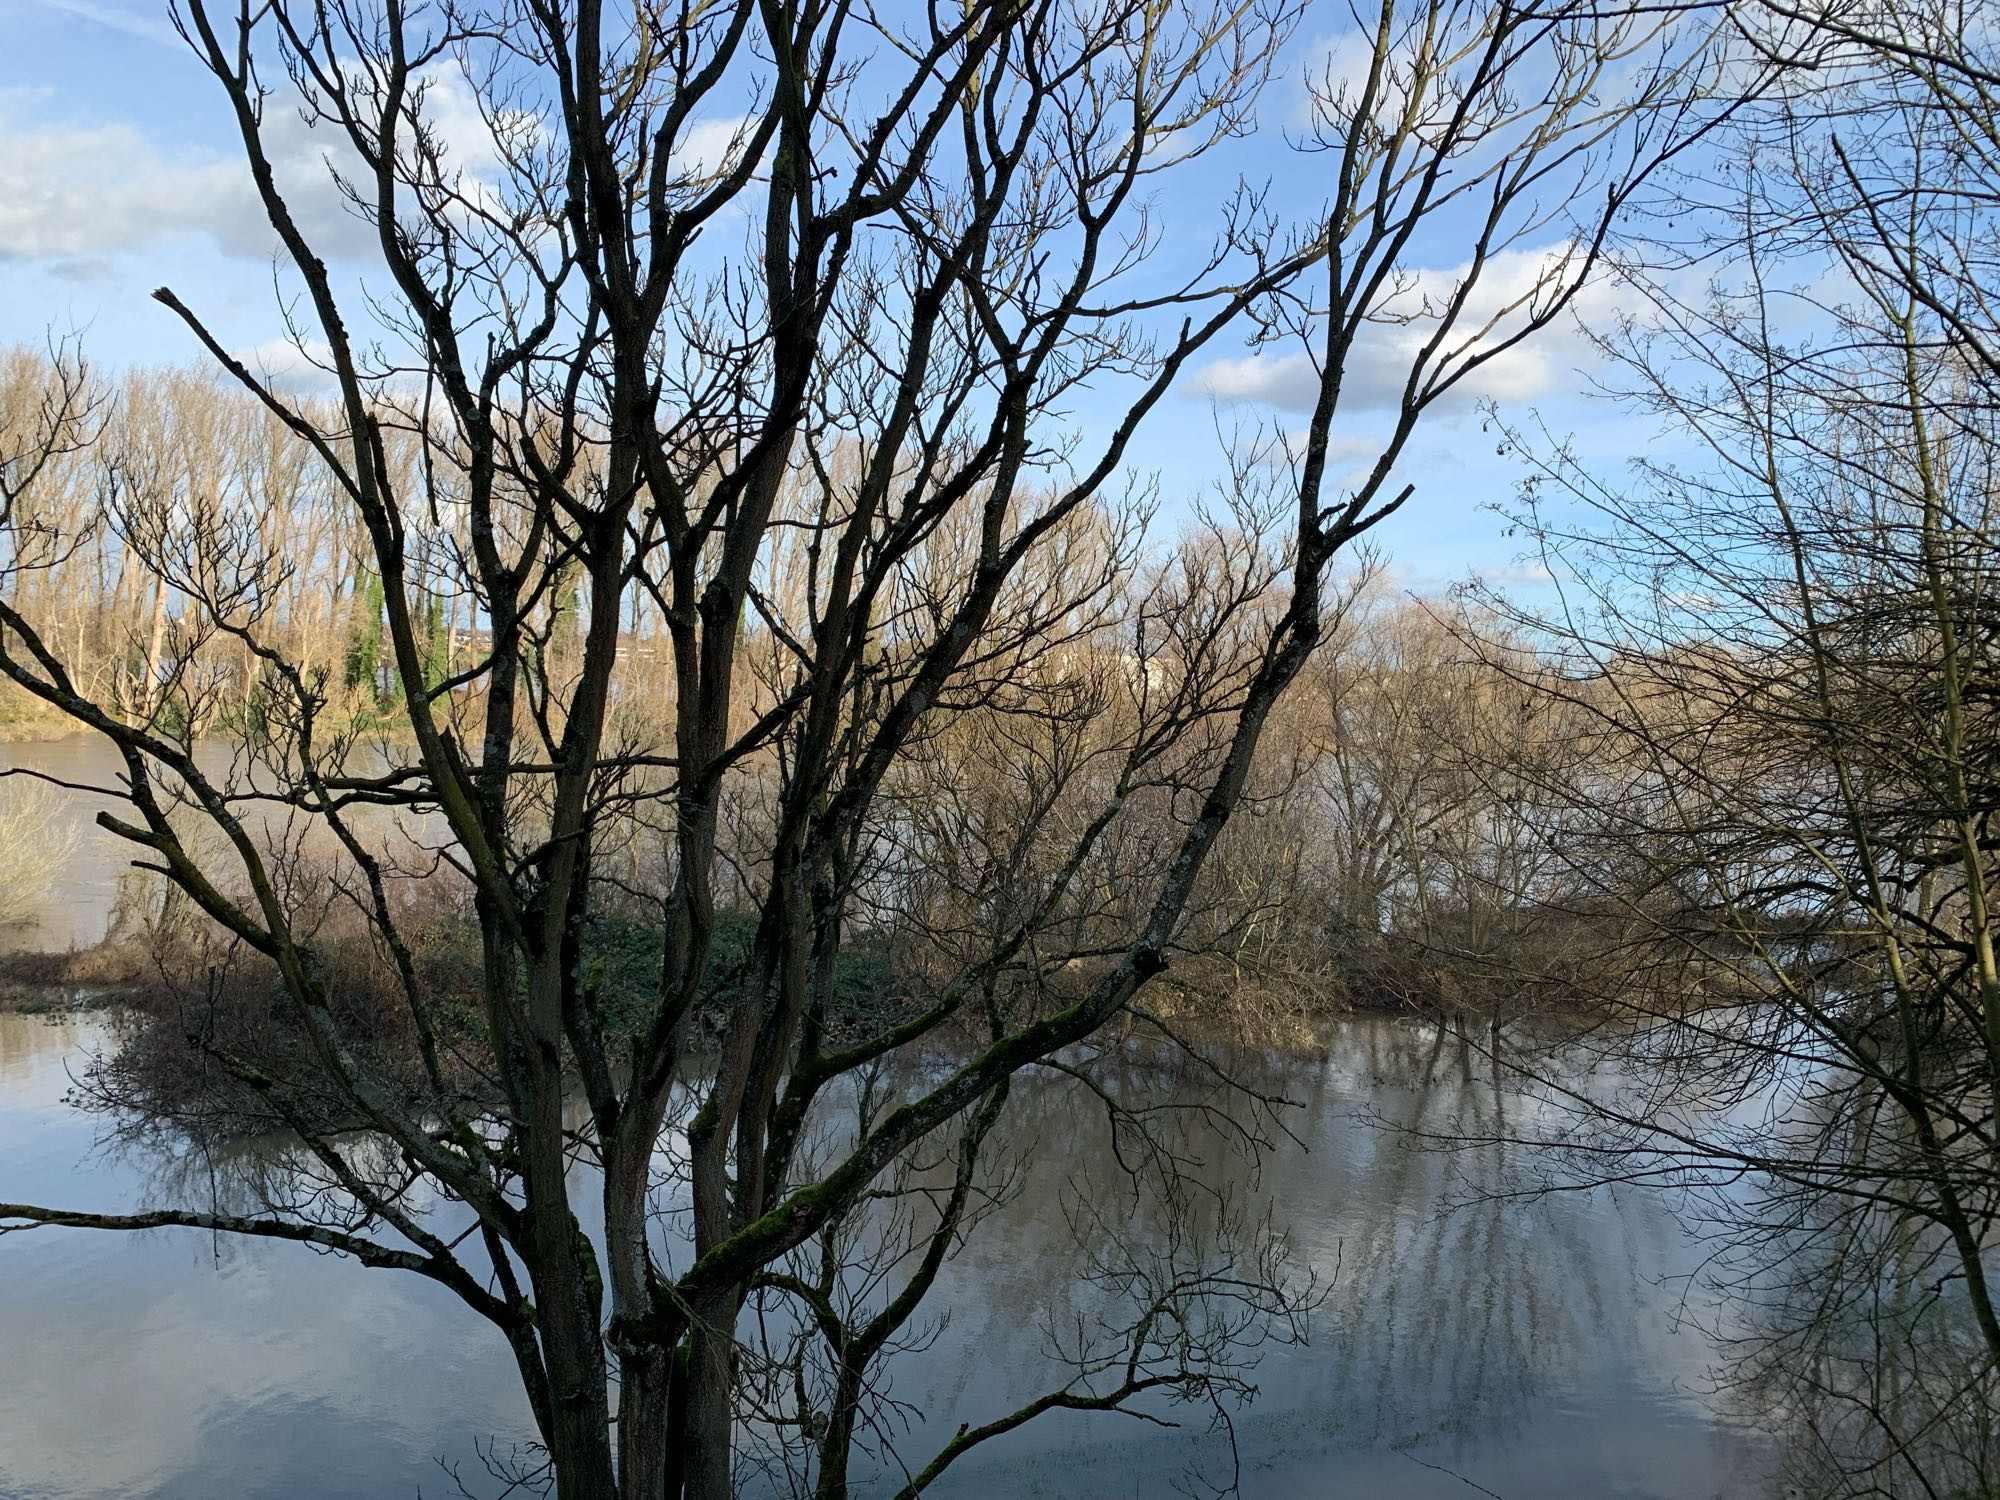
(0, 734, 443, 955)
(0, 734, 150, 952)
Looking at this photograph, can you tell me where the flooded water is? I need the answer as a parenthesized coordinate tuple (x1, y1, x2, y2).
(0, 734, 441, 956)
(0, 1012, 538, 1499)
(0, 736, 1777, 1498)
(0, 1008, 1775, 1500)
(0, 734, 149, 953)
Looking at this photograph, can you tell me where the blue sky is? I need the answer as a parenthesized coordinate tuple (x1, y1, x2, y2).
(0, 0, 1658, 596)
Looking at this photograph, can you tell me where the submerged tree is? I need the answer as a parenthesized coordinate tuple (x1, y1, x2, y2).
(0, 0, 1735, 1494)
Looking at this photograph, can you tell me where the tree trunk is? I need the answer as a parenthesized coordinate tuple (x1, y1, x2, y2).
(681, 1297, 741, 1500)
(136, 574, 168, 724)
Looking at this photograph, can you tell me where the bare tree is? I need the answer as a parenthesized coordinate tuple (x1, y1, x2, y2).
(1460, 10, 2000, 1489)
(0, 1, 1734, 1495)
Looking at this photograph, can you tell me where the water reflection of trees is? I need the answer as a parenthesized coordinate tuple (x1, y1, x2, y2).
(84, 1027, 1318, 1499)
(1319, 1020, 1653, 1459)
(1413, 1000, 1998, 1500)
(68, 1014, 1750, 1498)
(111, 1114, 471, 1268)
(722, 1033, 1322, 1499)
(1698, 1064, 2000, 1500)
(777, 1019, 1707, 1493)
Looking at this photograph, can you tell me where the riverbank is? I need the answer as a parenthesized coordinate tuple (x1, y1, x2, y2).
(0, 942, 151, 1013)
(0, 917, 1655, 1041)
(0, 683, 432, 745)
(0, 701, 81, 743)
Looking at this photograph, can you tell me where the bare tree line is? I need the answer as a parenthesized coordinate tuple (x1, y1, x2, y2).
(0, 343, 1650, 1021)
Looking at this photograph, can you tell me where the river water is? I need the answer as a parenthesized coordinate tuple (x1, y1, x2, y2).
(0, 737, 1777, 1498)
(0, 1009, 1776, 1500)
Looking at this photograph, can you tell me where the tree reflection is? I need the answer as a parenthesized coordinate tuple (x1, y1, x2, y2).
(55, 1013, 1767, 1499)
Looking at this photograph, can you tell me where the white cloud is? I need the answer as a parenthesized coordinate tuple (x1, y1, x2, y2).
(0, 94, 383, 267)
(0, 71, 749, 278)
(0, 71, 539, 271)
(232, 335, 338, 395)
(1191, 241, 1618, 416)
(410, 69, 513, 180)
(1298, 29, 1421, 131)
(1240, 427, 1384, 493)
(673, 116, 755, 181)
(1470, 558, 1557, 589)
(0, 116, 243, 260)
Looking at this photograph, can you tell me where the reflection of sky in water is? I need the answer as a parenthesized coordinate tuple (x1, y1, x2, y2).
(0, 1014, 538, 1500)
(0, 736, 134, 954)
(0, 1013, 1776, 1499)
(844, 1026, 1772, 1499)
(0, 732, 1775, 1497)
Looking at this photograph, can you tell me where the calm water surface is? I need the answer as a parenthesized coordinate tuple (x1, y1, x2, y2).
(0, 1011, 1776, 1500)
(0, 738, 1775, 1498)
(0, 734, 149, 953)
